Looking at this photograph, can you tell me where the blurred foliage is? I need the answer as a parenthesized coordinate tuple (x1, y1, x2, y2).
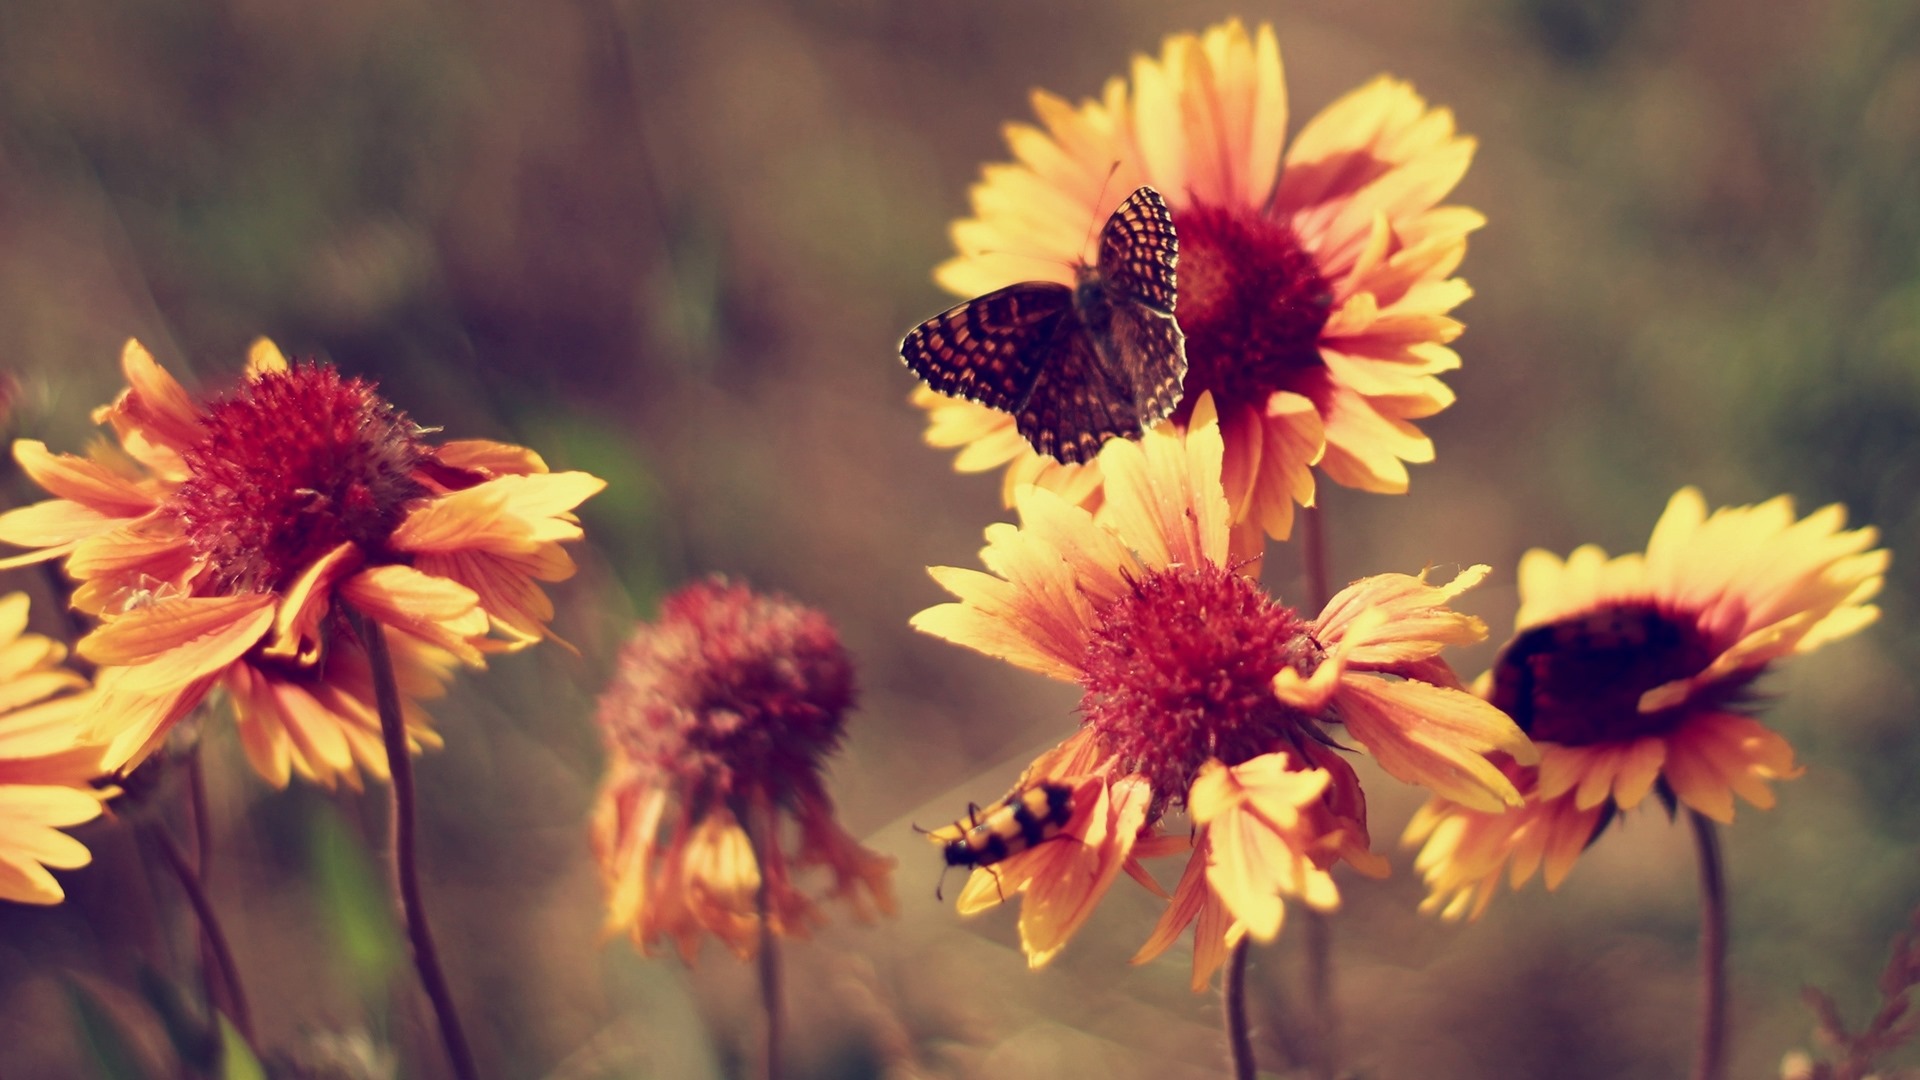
(67, 977, 154, 1080)
(0, 0, 1916, 1077)
(305, 804, 402, 1001)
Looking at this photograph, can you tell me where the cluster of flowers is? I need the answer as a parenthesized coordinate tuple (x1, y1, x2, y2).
(0, 339, 602, 903)
(0, 15, 1892, 1077)
(587, 18, 1888, 997)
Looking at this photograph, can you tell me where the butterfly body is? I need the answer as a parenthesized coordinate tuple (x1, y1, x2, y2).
(901, 187, 1187, 464)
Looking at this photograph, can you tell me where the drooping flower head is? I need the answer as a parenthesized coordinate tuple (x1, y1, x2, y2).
(0, 339, 604, 789)
(591, 578, 896, 961)
(913, 395, 1532, 987)
(1405, 487, 1888, 920)
(0, 592, 112, 904)
(918, 19, 1479, 540)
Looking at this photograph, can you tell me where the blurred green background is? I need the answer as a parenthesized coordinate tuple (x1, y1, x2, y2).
(1, 0, 1916, 1076)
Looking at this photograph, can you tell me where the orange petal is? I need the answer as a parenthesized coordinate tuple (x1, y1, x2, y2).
(339, 566, 488, 667)
(79, 594, 275, 692)
(1335, 676, 1532, 811)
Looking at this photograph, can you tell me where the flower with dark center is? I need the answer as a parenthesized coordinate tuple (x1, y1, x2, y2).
(913, 394, 1531, 986)
(591, 578, 895, 961)
(914, 19, 1478, 541)
(0, 338, 604, 788)
(1405, 487, 1887, 920)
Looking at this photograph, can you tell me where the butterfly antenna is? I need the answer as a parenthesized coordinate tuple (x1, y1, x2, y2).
(1079, 160, 1124, 262)
(972, 247, 1078, 274)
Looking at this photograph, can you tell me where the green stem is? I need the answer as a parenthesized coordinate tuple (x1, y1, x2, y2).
(1689, 810, 1729, 1080)
(361, 615, 478, 1080)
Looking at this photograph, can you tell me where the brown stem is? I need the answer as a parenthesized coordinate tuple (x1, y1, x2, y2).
(1299, 505, 1338, 1080)
(1689, 810, 1729, 1080)
(149, 824, 254, 1046)
(1303, 910, 1337, 1080)
(360, 615, 478, 1080)
(183, 746, 225, 1030)
(751, 802, 784, 1080)
(187, 748, 213, 880)
(1225, 938, 1256, 1080)
(1301, 504, 1333, 611)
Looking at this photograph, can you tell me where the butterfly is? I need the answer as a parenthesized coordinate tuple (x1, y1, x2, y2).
(900, 186, 1188, 464)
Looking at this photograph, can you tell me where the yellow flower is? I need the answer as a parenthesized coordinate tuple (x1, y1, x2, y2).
(591, 578, 896, 962)
(0, 339, 604, 788)
(1405, 487, 1888, 918)
(915, 395, 1531, 986)
(0, 592, 111, 904)
(917, 19, 1478, 539)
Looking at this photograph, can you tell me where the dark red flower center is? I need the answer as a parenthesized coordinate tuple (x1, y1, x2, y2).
(173, 364, 429, 595)
(599, 579, 855, 813)
(1078, 563, 1323, 808)
(1490, 604, 1736, 745)
(1170, 202, 1334, 422)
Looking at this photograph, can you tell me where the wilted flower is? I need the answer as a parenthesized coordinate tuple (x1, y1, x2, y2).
(591, 578, 895, 961)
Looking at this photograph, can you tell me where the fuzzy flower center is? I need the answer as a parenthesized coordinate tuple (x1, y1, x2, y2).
(1078, 563, 1321, 808)
(1171, 202, 1333, 421)
(598, 580, 855, 813)
(173, 364, 429, 595)
(1491, 604, 1730, 745)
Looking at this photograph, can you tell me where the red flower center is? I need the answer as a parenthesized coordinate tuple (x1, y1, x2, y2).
(1078, 563, 1322, 808)
(173, 364, 429, 595)
(1490, 604, 1736, 745)
(598, 580, 855, 811)
(1171, 202, 1333, 421)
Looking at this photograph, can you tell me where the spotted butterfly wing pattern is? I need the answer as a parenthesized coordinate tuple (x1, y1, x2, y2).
(900, 283, 1073, 413)
(900, 186, 1187, 465)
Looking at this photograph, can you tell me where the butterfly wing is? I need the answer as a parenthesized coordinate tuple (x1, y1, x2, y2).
(900, 283, 1074, 413)
(1014, 317, 1155, 464)
(902, 188, 1186, 466)
(1082, 186, 1187, 433)
(1098, 187, 1178, 315)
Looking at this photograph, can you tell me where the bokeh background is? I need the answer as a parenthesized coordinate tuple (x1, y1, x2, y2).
(2, 0, 1917, 1076)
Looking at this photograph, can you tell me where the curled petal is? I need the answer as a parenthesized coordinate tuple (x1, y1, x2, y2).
(1334, 676, 1534, 811)
(1315, 565, 1490, 666)
(1189, 756, 1340, 942)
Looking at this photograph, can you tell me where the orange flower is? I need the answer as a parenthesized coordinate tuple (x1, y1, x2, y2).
(1405, 487, 1888, 918)
(0, 339, 603, 788)
(0, 592, 112, 904)
(591, 579, 896, 961)
(915, 395, 1532, 986)
(917, 19, 1478, 539)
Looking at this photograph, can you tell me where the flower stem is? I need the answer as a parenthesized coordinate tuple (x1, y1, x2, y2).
(749, 802, 785, 1080)
(1689, 809, 1729, 1080)
(148, 823, 255, 1046)
(187, 747, 214, 879)
(1302, 505, 1333, 611)
(183, 746, 226, 1032)
(1225, 938, 1256, 1080)
(1299, 505, 1338, 1080)
(360, 615, 479, 1080)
